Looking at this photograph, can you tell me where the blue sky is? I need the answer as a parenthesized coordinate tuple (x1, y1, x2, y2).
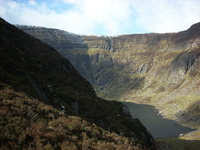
(0, 0, 200, 36)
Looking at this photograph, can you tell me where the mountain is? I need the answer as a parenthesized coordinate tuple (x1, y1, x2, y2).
(17, 22, 200, 133)
(0, 18, 155, 149)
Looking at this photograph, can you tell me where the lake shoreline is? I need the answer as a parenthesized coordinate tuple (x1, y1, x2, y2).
(122, 102, 196, 138)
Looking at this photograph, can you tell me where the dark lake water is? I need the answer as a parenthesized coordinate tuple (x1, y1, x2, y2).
(123, 102, 195, 138)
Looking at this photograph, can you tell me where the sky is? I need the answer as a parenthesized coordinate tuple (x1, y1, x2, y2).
(0, 0, 200, 36)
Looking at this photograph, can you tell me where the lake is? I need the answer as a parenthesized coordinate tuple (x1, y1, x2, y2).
(122, 102, 195, 138)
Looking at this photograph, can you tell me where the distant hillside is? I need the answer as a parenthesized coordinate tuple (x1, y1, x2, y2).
(0, 18, 155, 149)
(18, 22, 200, 131)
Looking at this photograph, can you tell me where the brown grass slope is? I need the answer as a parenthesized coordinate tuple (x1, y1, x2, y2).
(0, 83, 150, 150)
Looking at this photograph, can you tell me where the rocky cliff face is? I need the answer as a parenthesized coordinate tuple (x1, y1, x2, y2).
(18, 22, 200, 128)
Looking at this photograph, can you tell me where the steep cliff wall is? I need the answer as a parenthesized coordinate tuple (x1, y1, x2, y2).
(18, 23, 200, 127)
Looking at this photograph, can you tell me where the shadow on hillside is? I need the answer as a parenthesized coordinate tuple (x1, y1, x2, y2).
(122, 102, 196, 138)
(59, 47, 145, 100)
(156, 137, 200, 150)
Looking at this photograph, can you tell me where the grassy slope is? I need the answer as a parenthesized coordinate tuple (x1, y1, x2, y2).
(0, 83, 149, 150)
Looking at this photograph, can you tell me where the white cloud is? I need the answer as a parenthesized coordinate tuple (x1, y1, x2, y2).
(0, 0, 135, 35)
(132, 0, 200, 33)
(0, 0, 199, 35)
(28, 0, 37, 6)
(60, 0, 134, 35)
